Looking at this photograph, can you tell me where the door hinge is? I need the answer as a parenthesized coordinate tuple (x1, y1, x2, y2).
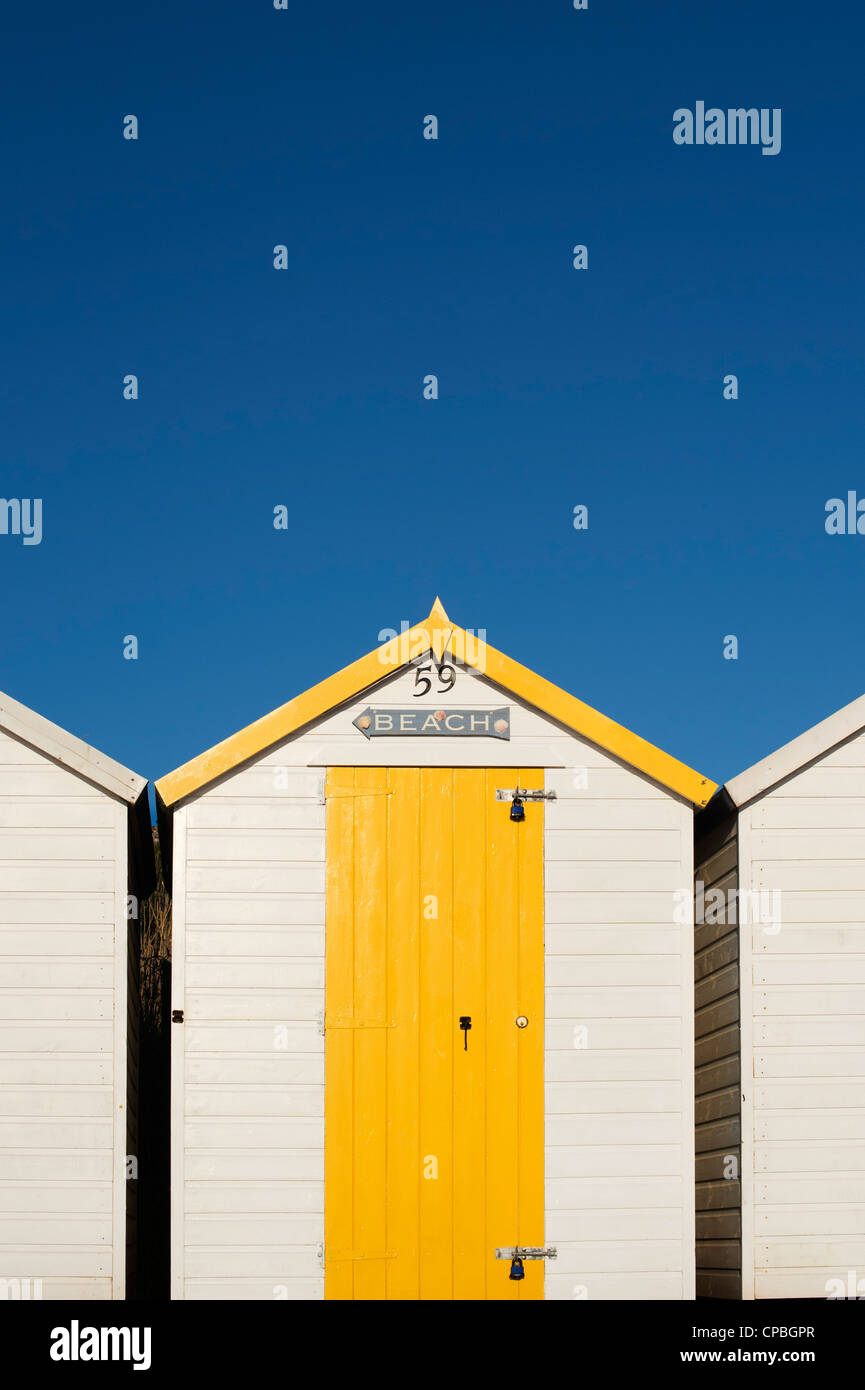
(495, 1246, 557, 1260)
(325, 789, 396, 799)
(172, 1009, 184, 1023)
(495, 789, 556, 801)
(324, 1017, 397, 1029)
(325, 1249, 397, 1262)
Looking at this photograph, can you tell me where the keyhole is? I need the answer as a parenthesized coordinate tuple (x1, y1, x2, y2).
(459, 1015, 472, 1050)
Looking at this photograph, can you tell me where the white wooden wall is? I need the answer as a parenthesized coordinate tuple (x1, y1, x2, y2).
(544, 765, 694, 1299)
(172, 666, 695, 1299)
(739, 729, 865, 1299)
(172, 772, 326, 1301)
(0, 726, 129, 1299)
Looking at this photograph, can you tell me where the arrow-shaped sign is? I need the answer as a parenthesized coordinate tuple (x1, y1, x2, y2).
(353, 706, 510, 739)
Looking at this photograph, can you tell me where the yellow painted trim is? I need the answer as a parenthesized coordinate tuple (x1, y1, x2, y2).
(155, 596, 716, 807)
(478, 638, 716, 807)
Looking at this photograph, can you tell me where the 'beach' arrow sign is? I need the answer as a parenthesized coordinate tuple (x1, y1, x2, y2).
(353, 707, 510, 739)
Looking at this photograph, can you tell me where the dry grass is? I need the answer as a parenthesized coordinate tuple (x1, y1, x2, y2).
(140, 829, 170, 1034)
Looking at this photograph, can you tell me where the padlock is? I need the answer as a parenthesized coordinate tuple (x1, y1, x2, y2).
(509, 1256, 525, 1281)
(510, 795, 525, 823)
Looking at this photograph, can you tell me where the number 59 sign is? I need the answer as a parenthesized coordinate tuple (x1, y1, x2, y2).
(412, 660, 456, 696)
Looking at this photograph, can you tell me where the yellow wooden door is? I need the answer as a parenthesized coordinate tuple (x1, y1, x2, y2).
(324, 766, 544, 1300)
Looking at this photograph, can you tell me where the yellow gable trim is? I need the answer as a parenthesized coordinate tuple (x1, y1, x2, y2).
(155, 598, 716, 807)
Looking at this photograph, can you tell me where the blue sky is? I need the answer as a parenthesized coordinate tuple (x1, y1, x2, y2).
(1, 0, 863, 794)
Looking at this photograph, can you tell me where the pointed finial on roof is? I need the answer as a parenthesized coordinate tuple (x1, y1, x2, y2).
(425, 596, 452, 662)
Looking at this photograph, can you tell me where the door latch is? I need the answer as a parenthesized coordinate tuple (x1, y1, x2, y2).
(459, 1016, 472, 1050)
(495, 789, 557, 801)
(495, 1246, 557, 1260)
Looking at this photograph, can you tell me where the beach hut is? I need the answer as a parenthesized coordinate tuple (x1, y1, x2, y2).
(0, 688, 153, 1300)
(156, 598, 715, 1301)
(695, 692, 865, 1299)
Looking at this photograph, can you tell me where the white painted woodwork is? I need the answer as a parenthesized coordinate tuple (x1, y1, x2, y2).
(0, 708, 143, 1300)
(737, 723, 865, 1299)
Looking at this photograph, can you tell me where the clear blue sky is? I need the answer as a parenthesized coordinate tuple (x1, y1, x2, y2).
(2, 0, 863, 794)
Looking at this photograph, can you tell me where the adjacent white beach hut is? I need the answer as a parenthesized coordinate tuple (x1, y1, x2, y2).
(695, 692, 865, 1299)
(157, 598, 715, 1302)
(0, 689, 153, 1300)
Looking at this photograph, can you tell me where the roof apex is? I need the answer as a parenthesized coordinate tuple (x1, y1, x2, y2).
(156, 602, 716, 808)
